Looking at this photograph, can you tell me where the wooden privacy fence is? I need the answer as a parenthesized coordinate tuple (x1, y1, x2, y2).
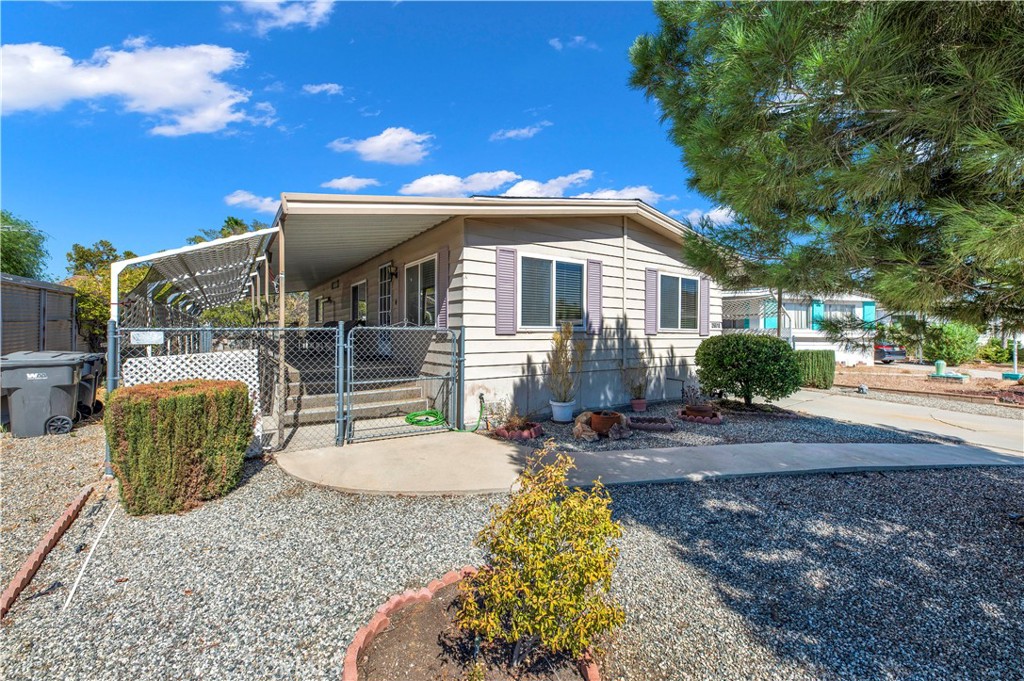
(0, 273, 78, 353)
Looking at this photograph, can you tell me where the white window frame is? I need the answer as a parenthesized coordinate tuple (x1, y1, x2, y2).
(403, 254, 438, 327)
(350, 279, 367, 322)
(657, 272, 700, 332)
(378, 262, 393, 326)
(516, 252, 587, 331)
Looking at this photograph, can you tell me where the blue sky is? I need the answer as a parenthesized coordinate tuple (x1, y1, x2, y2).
(2, 1, 719, 279)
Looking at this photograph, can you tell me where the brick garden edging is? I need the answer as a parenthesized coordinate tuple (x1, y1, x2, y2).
(677, 410, 724, 425)
(1, 483, 94, 618)
(341, 565, 601, 681)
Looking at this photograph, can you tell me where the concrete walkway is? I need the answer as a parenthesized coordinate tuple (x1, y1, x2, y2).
(276, 434, 1022, 495)
(776, 389, 1023, 454)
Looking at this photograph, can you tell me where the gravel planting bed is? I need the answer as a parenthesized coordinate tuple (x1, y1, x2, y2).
(0, 422, 106, 586)
(606, 466, 1024, 680)
(827, 386, 1024, 420)
(536, 401, 950, 453)
(3, 461, 1022, 680)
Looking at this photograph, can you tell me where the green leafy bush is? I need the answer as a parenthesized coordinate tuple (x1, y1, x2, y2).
(457, 443, 624, 665)
(923, 322, 979, 366)
(795, 350, 836, 389)
(105, 379, 252, 515)
(977, 338, 1012, 364)
(695, 334, 802, 406)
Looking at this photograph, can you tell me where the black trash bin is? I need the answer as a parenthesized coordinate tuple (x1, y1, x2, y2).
(77, 353, 107, 417)
(0, 351, 92, 437)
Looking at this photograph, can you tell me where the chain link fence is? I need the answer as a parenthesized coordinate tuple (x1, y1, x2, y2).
(110, 324, 464, 451)
(114, 326, 339, 453)
(344, 326, 459, 442)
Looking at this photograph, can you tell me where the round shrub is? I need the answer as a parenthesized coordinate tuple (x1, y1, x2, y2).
(977, 337, 1012, 364)
(923, 322, 979, 366)
(695, 334, 802, 406)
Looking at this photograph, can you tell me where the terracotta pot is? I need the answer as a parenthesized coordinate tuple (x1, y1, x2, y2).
(630, 398, 647, 413)
(685, 404, 715, 418)
(590, 411, 621, 435)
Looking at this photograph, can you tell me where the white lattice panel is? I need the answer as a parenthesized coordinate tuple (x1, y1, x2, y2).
(121, 349, 264, 454)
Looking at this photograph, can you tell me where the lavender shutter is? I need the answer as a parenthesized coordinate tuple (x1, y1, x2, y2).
(586, 259, 603, 335)
(645, 268, 658, 335)
(495, 247, 517, 335)
(436, 245, 450, 329)
(699, 276, 710, 336)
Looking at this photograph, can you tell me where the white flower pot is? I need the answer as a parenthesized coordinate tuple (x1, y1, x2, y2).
(549, 399, 576, 423)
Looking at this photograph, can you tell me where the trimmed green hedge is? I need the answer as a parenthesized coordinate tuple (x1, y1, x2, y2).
(104, 379, 253, 515)
(795, 349, 836, 389)
(695, 334, 801, 406)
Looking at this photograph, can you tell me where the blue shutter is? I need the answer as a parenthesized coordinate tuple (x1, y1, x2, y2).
(862, 301, 876, 328)
(811, 300, 825, 330)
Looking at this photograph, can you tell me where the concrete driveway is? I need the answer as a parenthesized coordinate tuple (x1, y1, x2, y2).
(775, 390, 1023, 454)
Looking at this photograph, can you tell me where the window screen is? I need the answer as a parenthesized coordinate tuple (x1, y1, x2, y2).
(680, 278, 698, 330)
(660, 275, 699, 330)
(555, 261, 584, 326)
(660, 275, 679, 329)
(521, 257, 553, 327)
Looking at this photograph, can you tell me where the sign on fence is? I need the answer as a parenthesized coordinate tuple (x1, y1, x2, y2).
(129, 330, 165, 345)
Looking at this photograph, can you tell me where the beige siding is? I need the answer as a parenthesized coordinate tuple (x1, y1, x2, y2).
(307, 218, 464, 328)
(460, 216, 722, 419)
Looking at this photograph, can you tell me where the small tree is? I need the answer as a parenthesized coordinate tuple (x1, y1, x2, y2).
(924, 322, 979, 366)
(695, 335, 801, 406)
(546, 321, 584, 403)
(1, 210, 49, 279)
(457, 444, 624, 667)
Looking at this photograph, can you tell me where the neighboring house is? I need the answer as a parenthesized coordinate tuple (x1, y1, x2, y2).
(721, 289, 877, 365)
(293, 194, 722, 418)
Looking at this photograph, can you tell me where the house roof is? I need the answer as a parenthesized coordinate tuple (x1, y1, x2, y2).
(273, 193, 693, 292)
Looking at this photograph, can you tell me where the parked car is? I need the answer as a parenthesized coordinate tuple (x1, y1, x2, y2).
(874, 342, 907, 364)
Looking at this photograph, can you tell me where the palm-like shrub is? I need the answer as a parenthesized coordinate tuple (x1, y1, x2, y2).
(695, 334, 801, 406)
(457, 443, 624, 666)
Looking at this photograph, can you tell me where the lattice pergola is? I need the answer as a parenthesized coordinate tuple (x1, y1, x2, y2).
(111, 228, 278, 327)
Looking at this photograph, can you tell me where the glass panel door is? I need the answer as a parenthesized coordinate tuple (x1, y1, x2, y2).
(404, 258, 437, 326)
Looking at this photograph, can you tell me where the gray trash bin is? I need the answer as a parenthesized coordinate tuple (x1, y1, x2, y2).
(0, 351, 92, 437)
(77, 352, 107, 417)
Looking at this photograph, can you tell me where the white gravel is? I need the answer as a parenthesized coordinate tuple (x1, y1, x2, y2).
(538, 401, 958, 453)
(4, 461, 1021, 680)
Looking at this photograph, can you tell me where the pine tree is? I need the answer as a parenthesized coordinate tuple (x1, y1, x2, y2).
(631, 1, 1024, 329)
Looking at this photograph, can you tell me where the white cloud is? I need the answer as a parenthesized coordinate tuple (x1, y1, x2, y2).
(250, 101, 278, 127)
(328, 127, 433, 164)
(302, 82, 342, 95)
(489, 120, 552, 142)
(399, 171, 521, 197)
(224, 190, 279, 214)
(684, 206, 735, 225)
(549, 35, 598, 51)
(228, 1, 335, 36)
(575, 186, 665, 204)
(503, 169, 594, 198)
(1, 41, 256, 136)
(321, 176, 381, 191)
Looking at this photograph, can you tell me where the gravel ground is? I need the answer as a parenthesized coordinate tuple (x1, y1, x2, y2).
(537, 401, 954, 453)
(4, 461, 1021, 680)
(826, 386, 1024, 420)
(0, 422, 106, 586)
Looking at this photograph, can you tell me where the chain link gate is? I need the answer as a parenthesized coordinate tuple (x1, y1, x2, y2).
(112, 326, 340, 453)
(341, 326, 461, 443)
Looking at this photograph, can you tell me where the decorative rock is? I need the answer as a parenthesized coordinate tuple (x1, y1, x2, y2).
(574, 411, 594, 427)
(608, 423, 632, 440)
(573, 422, 599, 442)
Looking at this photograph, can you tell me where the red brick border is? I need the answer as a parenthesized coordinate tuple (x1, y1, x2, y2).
(341, 565, 601, 681)
(1, 484, 94, 618)
(677, 409, 724, 425)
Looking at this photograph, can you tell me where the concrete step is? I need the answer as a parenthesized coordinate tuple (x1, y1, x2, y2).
(286, 386, 423, 410)
(280, 397, 430, 426)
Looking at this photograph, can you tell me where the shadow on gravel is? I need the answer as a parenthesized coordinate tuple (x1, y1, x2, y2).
(609, 467, 1024, 679)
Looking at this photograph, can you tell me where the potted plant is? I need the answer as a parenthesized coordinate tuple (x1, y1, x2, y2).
(683, 383, 714, 418)
(620, 352, 651, 412)
(589, 410, 622, 435)
(546, 321, 584, 423)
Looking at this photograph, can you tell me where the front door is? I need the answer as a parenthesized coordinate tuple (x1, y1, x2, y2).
(404, 257, 436, 326)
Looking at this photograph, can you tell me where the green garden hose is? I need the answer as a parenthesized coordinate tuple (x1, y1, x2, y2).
(404, 394, 485, 432)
